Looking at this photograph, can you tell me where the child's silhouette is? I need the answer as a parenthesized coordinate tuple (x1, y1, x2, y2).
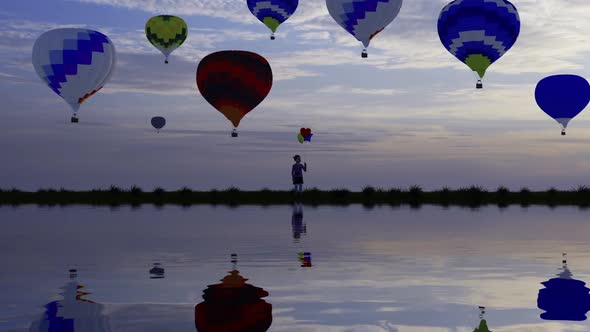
(292, 155, 307, 193)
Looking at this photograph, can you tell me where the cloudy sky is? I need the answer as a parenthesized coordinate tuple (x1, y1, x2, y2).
(1, 0, 590, 191)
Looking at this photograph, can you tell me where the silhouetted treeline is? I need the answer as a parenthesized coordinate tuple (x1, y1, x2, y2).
(2, 185, 590, 208)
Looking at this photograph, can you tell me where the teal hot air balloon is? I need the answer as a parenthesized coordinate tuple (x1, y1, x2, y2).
(438, 0, 520, 89)
(32, 28, 116, 123)
(535, 75, 590, 135)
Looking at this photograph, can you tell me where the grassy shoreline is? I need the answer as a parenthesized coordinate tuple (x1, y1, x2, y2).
(2, 186, 590, 207)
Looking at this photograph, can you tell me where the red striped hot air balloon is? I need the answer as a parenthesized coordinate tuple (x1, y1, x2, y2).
(196, 51, 273, 137)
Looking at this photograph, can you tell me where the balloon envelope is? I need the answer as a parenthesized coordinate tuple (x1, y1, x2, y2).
(196, 51, 273, 128)
(32, 28, 116, 114)
(535, 75, 590, 129)
(145, 15, 187, 63)
(437, 0, 520, 79)
(326, 0, 402, 49)
(247, 0, 299, 34)
(151, 116, 166, 130)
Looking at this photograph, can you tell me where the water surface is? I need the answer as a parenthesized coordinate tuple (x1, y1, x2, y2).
(2, 205, 590, 331)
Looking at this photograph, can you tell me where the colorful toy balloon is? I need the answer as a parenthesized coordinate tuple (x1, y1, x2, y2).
(326, 0, 403, 58)
(32, 28, 116, 123)
(247, 0, 299, 40)
(298, 128, 313, 143)
(145, 15, 188, 64)
(535, 75, 590, 135)
(438, 0, 520, 88)
(196, 50, 273, 137)
(151, 116, 166, 132)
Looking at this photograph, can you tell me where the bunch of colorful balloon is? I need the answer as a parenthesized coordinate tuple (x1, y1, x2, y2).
(297, 128, 313, 144)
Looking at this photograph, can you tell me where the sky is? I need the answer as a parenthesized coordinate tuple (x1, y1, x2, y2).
(1, 0, 590, 191)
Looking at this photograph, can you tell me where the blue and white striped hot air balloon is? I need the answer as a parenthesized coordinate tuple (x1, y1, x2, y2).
(326, 0, 403, 58)
(32, 28, 116, 123)
(247, 0, 299, 40)
(437, 0, 520, 89)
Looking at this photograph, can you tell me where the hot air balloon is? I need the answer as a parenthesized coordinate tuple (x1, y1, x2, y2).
(297, 128, 313, 144)
(326, 0, 403, 58)
(537, 253, 590, 321)
(32, 28, 116, 123)
(151, 116, 166, 133)
(195, 254, 272, 331)
(437, 0, 520, 89)
(247, 0, 299, 40)
(145, 15, 188, 64)
(535, 75, 590, 136)
(196, 51, 273, 137)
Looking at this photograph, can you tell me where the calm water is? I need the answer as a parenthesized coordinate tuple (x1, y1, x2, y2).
(2, 205, 590, 331)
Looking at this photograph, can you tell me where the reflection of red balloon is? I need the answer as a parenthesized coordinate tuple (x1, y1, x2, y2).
(300, 128, 311, 138)
(195, 270, 272, 332)
(196, 51, 273, 128)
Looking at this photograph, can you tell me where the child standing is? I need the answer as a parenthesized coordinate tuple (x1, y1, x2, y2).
(292, 155, 307, 193)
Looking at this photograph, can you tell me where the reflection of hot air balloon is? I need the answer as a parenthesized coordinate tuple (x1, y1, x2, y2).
(32, 28, 116, 123)
(247, 0, 299, 40)
(438, 0, 520, 89)
(537, 253, 590, 321)
(535, 75, 590, 136)
(195, 255, 272, 332)
(473, 306, 491, 332)
(196, 51, 273, 137)
(297, 128, 313, 144)
(326, 0, 403, 58)
(29, 270, 112, 332)
(149, 262, 165, 279)
(151, 116, 166, 133)
(145, 15, 188, 64)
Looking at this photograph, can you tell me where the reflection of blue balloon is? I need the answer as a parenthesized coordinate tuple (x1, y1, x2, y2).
(535, 75, 590, 133)
(304, 133, 313, 142)
(537, 278, 590, 321)
(151, 116, 166, 131)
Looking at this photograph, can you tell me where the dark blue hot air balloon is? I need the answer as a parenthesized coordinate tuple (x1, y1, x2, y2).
(151, 116, 166, 133)
(535, 75, 590, 135)
(437, 0, 520, 89)
(247, 0, 299, 40)
(537, 254, 590, 321)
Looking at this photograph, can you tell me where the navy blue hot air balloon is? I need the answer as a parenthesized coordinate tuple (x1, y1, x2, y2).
(151, 116, 166, 133)
(537, 254, 590, 321)
(535, 75, 590, 135)
(438, 0, 520, 89)
(247, 0, 299, 40)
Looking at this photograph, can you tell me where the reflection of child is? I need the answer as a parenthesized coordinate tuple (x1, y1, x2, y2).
(292, 155, 307, 193)
(291, 203, 305, 240)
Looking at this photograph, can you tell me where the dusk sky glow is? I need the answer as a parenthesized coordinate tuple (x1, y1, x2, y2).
(2, 0, 590, 191)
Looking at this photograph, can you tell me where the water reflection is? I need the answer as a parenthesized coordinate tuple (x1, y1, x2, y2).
(537, 253, 590, 321)
(29, 269, 111, 332)
(149, 262, 165, 279)
(291, 203, 306, 241)
(194, 254, 272, 332)
(292, 204, 312, 268)
(473, 306, 492, 332)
